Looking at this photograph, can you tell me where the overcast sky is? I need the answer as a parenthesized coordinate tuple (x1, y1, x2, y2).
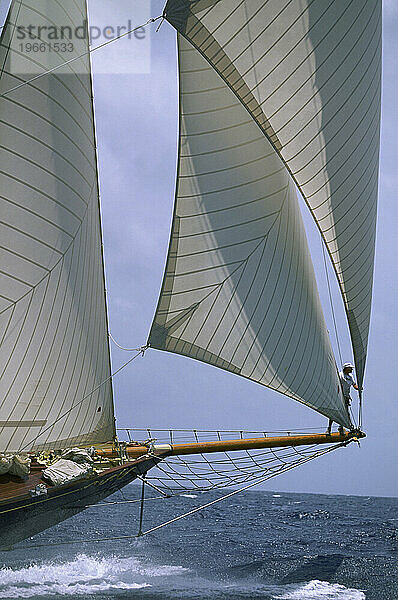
(87, 0, 398, 498)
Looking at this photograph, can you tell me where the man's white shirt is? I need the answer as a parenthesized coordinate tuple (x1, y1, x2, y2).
(339, 371, 356, 397)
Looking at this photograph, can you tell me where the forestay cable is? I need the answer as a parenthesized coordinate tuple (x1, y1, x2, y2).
(19, 345, 149, 451)
(163, 0, 381, 393)
(140, 441, 350, 537)
(14, 439, 353, 550)
(113, 427, 363, 495)
(0, 15, 163, 99)
(109, 333, 145, 352)
(321, 234, 343, 367)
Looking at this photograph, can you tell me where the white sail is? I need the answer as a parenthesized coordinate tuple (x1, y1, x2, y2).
(149, 35, 350, 427)
(0, 0, 115, 452)
(164, 0, 382, 388)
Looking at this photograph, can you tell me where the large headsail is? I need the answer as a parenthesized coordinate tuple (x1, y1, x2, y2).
(148, 34, 350, 427)
(0, 1, 115, 452)
(163, 0, 382, 389)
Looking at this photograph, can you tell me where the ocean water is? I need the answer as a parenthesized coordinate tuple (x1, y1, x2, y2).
(0, 489, 396, 599)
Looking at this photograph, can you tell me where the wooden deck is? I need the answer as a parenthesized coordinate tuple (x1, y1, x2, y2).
(0, 454, 163, 547)
(0, 466, 47, 504)
(0, 456, 124, 505)
(0, 453, 155, 506)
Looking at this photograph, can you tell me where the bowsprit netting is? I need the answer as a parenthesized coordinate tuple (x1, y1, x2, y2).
(118, 428, 351, 493)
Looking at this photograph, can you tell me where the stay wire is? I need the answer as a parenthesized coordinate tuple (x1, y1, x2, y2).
(115, 440, 354, 537)
(19, 345, 149, 452)
(14, 440, 353, 550)
(83, 495, 167, 508)
(109, 332, 144, 352)
(321, 234, 343, 367)
(0, 14, 163, 100)
(321, 236, 364, 428)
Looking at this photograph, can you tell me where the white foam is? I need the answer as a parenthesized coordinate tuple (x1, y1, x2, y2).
(181, 494, 198, 498)
(1, 581, 148, 598)
(272, 494, 282, 497)
(270, 579, 365, 600)
(0, 553, 187, 598)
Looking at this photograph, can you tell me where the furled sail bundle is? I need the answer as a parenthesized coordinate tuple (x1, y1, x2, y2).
(0, 0, 115, 452)
(149, 34, 350, 427)
(162, 0, 382, 390)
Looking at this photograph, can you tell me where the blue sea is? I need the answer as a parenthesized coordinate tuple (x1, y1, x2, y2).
(0, 488, 396, 599)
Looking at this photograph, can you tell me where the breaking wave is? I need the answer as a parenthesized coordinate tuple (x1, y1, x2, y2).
(269, 579, 365, 600)
(0, 553, 187, 598)
(292, 509, 331, 520)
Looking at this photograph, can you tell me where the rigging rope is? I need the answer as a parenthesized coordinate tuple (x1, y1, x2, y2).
(321, 234, 343, 367)
(83, 495, 168, 508)
(13, 440, 352, 551)
(119, 428, 362, 494)
(0, 15, 163, 99)
(140, 441, 350, 537)
(148, 444, 329, 492)
(155, 16, 166, 32)
(19, 345, 149, 451)
(109, 333, 145, 352)
(321, 236, 362, 427)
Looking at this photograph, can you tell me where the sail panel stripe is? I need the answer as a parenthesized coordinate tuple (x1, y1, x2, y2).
(0, 70, 95, 147)
(0, 118, 96, 187)
(0, 0, 115, 452)
(164, 0, 381, 389)
(0, 89, 97, 160)
(279, 33, 382, 154)
(149, 34, 350, 427)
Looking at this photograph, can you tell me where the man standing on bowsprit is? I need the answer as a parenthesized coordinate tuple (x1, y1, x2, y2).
(326, 362, 360, 435)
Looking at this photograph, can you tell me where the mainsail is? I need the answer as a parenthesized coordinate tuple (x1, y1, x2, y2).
(163, 0, 382, 389)
(0, 0, 115, 452)
(0, 1, 381, 451)
(0, 1, 380, 553)
(149, 34, 350, 427)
